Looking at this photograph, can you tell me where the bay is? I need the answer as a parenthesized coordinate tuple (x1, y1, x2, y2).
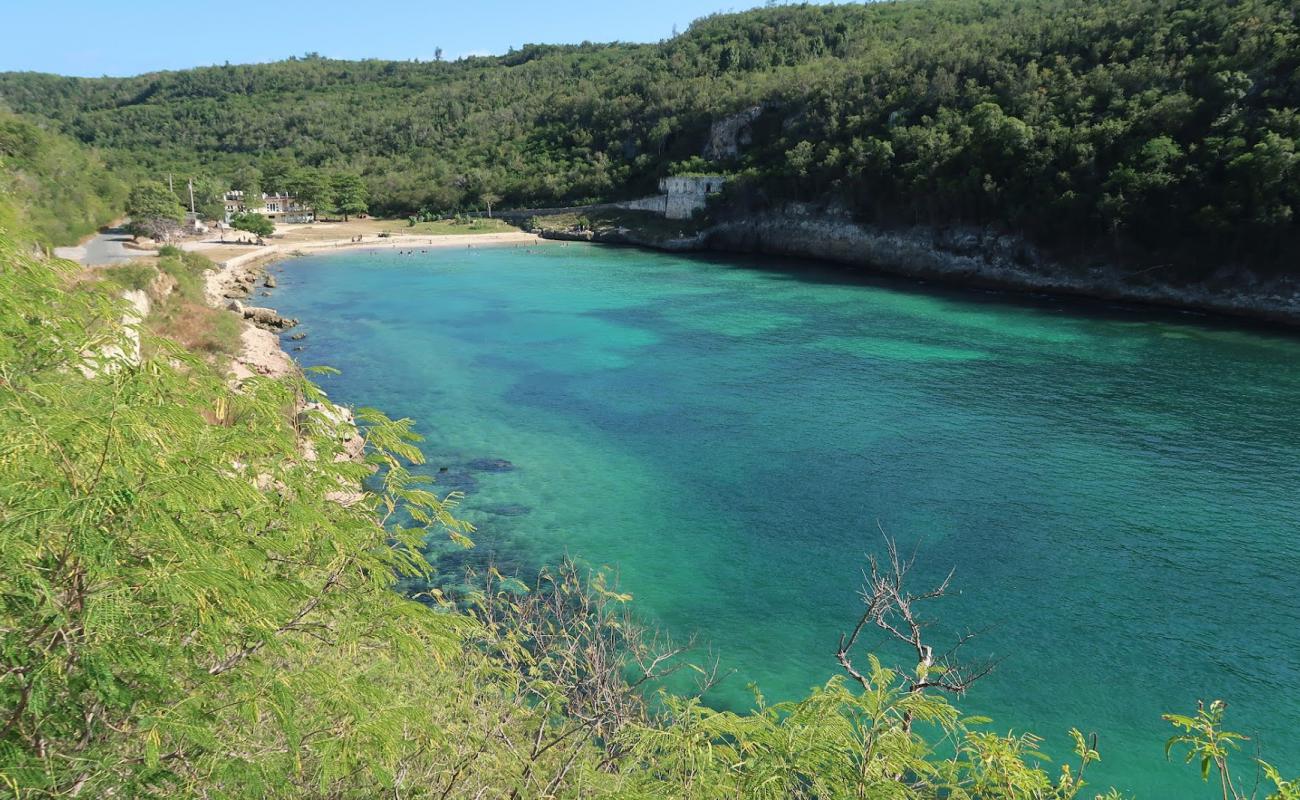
(271, 242, 1300, 797)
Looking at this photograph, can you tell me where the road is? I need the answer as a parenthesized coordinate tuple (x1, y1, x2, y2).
(53, 226, 143, 266)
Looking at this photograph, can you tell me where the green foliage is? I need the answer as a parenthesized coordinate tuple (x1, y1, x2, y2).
(4, 0, 1300, 273)
(0, 228, 480, 796)
(286, 167, 333, 215)
(330, 172, 368, 220)
(125, 180, 184, 239)
(0, 224, 1296, 796)
(230, 211, 274, 238)
(100, 260, 156, 291)
(156, 245, 215, 302)
(1164, 700, 1299, 800)
(0, 110, 125, 245)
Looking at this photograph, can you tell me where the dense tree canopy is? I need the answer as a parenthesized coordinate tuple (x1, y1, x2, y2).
(0, 110, 125, 245)
(125, 179, 184, 240)
(4, 1, 1300, 793)
(230, 210, 274, 238)
(3, 0, 1299, 273)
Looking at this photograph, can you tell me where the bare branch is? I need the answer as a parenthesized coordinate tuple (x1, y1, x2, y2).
(836, 529, 996, 727)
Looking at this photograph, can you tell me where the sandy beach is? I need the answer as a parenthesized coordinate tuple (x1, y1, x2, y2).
(198, 228, 541, 379)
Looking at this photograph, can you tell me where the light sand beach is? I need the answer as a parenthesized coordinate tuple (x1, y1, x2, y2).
(197, 227, 540, 379)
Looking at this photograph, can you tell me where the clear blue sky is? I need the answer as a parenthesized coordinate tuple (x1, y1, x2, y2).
(2, 1, 792, 77)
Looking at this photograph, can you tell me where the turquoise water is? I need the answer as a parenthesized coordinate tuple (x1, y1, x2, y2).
(271, 243, 1300, 797)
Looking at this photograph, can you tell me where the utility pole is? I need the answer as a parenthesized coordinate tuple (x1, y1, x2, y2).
(188, 178, 196, 214)
(168, 173, 174, 193)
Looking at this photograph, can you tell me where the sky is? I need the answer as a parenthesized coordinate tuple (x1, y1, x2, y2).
(1, 0, 793, 77)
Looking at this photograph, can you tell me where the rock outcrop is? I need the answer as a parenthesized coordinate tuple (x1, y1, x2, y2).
(701, 205, 1300, 324)
(241, 306, 298, 330)
(703, 106, 764, 160)
(541, 201, 1300, 326)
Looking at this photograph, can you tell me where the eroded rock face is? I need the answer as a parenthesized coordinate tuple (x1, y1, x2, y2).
(703, 106, 765, 160)
(703, 204, 1300, 325)
(148, 271, 177, 301)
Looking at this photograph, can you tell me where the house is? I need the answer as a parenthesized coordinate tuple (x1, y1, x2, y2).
(223, 191, 315, 224)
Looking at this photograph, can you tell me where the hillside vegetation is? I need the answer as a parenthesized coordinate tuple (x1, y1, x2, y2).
(2, 0, 1299, 275)
(0, 110, 125, 245)
(3, 0, 1300, 794)
(4, 221, 1299, 798)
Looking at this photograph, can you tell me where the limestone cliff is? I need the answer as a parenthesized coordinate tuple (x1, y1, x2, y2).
(540, 203, 1300, 325)
(699, 205, 1300, 325)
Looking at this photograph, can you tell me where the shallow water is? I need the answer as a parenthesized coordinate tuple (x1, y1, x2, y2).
(272, 242, 1300, 797)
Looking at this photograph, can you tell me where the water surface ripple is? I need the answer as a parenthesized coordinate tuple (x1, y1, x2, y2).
(272, 243, 1300, 797)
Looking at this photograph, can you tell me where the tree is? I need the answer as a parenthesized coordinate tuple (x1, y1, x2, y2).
(0, 233, 476, 796)
(288, 167, 334, 217)
(2, 226, 1296, 798)
(125, 180, 184, 241)
(837, 535, 996, 732)
(230, 211, 274, 240)
(188, 175, 227, 222)
(480, 191, 502, 218)
(331, 172, 369, 221)
(229, 165, 262, 201)
(258, 154, 297, 195)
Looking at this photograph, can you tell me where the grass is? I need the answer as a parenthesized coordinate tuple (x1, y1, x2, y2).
(147, 247, 241, 356)
(401, 218, 519, 236)
(146, 300, 242, 357)
(156, 246, 212, 303)
(97, 248, 242, 359)
(101, 262, 156, 292)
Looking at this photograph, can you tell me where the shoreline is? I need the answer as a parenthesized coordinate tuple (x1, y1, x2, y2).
(201, 230, 539, 380)
(531, 210, 1300, 331)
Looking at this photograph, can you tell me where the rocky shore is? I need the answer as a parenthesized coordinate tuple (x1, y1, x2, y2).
(203, 250, 297, 381)
(538, 204, 1300, 327)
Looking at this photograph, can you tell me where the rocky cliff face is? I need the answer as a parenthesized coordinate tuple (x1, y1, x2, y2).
(700, 205, 1300, 324)
(534, 200, 1300, 324)
(703, 106, 765, 161)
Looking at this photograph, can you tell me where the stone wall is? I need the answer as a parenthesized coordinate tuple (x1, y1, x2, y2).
(660, 176, 726, 220)
(612, 195, 668, 214)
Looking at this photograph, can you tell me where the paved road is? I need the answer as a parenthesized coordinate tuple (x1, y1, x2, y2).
(53, 226, 142, 266)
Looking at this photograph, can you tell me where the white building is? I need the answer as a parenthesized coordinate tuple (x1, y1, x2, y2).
(224, 191, 315, 224)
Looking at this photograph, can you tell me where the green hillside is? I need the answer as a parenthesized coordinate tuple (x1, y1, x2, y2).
(3, 0, 1299, 274)
(0, 110, 125, 245)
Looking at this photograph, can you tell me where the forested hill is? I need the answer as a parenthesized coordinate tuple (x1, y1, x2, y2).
(0, 110, 124, 245)
(3, 0, 1299, 275)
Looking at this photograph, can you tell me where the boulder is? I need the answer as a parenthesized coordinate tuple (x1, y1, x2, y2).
(264, 274, 277, 288)
(225, 299, 244, 314)
(242, 306, 298, 330)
